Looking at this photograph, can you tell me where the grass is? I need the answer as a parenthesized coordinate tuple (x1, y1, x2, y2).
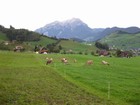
(0, 51, 108, 105)
(46, 54, 140, 105)
(0, 32, 8, 42)
(57, 40, 97, 53)
(24, 36, 57, 47)
(100, 33, 140, 49)
(0, 51, 139, 105)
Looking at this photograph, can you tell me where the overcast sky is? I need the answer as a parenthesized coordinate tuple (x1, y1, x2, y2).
(0, 0, 140, 31)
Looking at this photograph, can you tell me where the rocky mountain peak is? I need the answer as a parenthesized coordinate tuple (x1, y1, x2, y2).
(35, 18, 140, 41)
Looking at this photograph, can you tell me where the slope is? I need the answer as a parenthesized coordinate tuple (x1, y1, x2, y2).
(99, 32, 140, 49)
(0, 32, 8, 42)
(57, 39, 97, 53)
(0, 51, 108, 105)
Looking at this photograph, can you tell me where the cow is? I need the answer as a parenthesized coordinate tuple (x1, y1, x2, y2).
(86, 60, 93, 65)
(61, 58, 68, 64)
(101, 60, 109, 65)
(46, 58, 53, 65)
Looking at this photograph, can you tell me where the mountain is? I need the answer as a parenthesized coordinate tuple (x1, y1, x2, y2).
(0, 25, 98, 53)
(35, 18, 104, 41)
(100, 26, 140, 37)
(35, 18, 140, 41)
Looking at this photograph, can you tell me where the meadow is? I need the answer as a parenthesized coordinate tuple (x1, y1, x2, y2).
(100, 32, 140, 49)
(0, 51, 139, 105)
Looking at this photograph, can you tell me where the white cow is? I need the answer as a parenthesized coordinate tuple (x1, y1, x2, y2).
(101, 60, 109, 65)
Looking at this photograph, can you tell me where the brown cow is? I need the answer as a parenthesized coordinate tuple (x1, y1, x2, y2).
(61, 58, 68, 64)
(86, 60, 93, 65)
(46, 58, 53, 65)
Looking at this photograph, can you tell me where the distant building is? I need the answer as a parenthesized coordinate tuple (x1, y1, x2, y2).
(39, 47, 48, 54)
(4, 41, 9, 45)
(97, 50, 110, 56)
(13, 46, 24, 52)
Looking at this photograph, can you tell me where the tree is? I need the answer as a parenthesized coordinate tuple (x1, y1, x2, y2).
(58, 45, 62, 50)
(34, 45, 40, 52)
(116, 49, 122, 57)
(10, 25, 15, 29)
(95, 41, 109, 50)
(91, 51, 94, 55)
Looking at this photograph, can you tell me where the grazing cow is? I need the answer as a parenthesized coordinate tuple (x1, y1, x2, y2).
(46, 58, 53, 65)
(61, 58, 68, 64)
(63, 59, 68, 64)
(101, 60, 109, 65)
(61, 58, 66, 62)
(46, 57, 49, 60)
(86, 60, 93, 65)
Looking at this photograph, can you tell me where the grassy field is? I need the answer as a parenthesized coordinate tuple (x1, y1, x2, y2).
(100, 32, 140, 49)
(24, 36, 57, 47)
(45, 54, 140, 105)
(0, 51, 140, 105)
(57, 40, 97, 53)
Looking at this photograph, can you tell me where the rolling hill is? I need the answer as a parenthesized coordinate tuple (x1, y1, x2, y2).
(0, 25, 58, 51)
(99, 31, 140, 50)
(1, 23, 140, 51)
(56, 39, 97, 53)
(0, 25, 97, 53)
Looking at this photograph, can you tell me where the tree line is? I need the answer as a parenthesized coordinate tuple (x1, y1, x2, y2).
(95, 41, 109, 50)
(0, 25, 41, 41)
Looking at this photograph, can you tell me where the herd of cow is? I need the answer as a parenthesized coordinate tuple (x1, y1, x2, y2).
(46, 57, 109, 65)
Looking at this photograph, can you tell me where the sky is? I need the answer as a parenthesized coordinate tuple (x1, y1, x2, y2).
(0, 0, 140, 31)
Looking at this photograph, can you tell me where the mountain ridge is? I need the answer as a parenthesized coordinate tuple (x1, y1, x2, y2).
(35, 18, 140, 41)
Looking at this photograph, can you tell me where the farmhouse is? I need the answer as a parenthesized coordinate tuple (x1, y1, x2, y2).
(39, 47, 48, 54)
(13, 45, 24, 52)
(121, 51, 133, 58)
(116, 50, 133, 58)
(39, 49, 48, 54)
(4, 41, 9, 45)
(97, 50, 110, 56)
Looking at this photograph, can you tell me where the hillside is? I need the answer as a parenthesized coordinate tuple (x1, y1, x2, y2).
(2, 23, 140, 51)
(0, 32, 8, 42)
(0, 25, 58, 51)
(0, 52, 139, 105)
(57, 39, 97, 53)
(99, 31, 140, 50)
(0, 35, 57, 51)
(0, 25, 98, 53)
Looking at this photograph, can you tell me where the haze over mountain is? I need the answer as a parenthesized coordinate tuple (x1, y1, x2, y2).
(35, 18, 140, 41)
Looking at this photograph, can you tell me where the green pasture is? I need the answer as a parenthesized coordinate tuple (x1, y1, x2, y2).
(57, 40, 97, 53)
(24, 36, 57, 47)
(0, 51, 139, 105)
(42, 54, 140, 105)
(100, 33, 140, 49)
